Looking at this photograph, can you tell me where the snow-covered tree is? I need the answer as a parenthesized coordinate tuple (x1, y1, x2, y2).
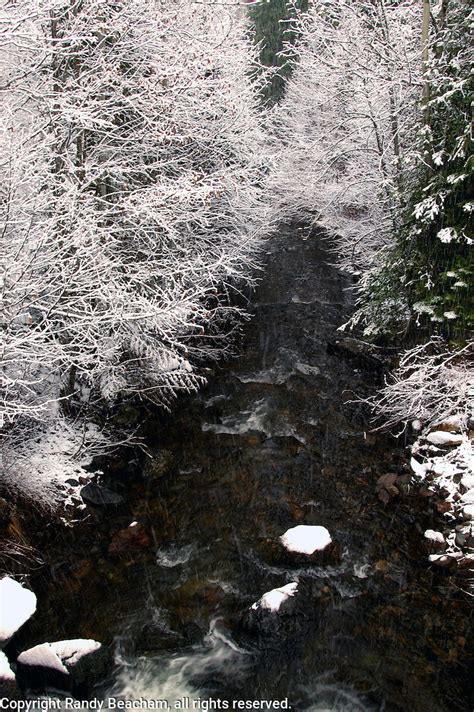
(373, 0, 473, 338)
(269, 0, 421, 278)
(1, 1, 267, 473)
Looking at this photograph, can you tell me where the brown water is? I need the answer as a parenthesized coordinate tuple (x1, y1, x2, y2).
(14, 226, 472, 711)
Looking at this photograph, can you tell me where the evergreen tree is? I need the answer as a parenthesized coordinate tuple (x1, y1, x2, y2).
(363, 0, 473, 341)
(249, 0, 308, 103)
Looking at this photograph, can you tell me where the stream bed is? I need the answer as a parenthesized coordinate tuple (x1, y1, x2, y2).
(12, 227, 472, 711)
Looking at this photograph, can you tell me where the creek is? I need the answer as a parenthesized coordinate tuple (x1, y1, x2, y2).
(16, 227, 472, 711)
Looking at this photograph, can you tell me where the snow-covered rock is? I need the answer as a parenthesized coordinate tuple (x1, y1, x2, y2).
(461, 489, 474, 504)
(461, 505, 474, 521)
(433, 415, 463, 433)
(0, 577, 37, 647)
(425, 431, 463, 447)
(0, 650, 19, 698)
(461, 475, 474, 490)
(280, 525, 332, 555)
(250, 583, 298, 613)
(17, 639, 101, 672)
(16, 639, 103, 693)
(424, 530, 447, 550)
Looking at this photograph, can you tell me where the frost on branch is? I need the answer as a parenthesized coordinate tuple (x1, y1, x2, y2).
(368, 338, 473, 433)
(268, 0, 421, 273)
(0, 0, 268, 503)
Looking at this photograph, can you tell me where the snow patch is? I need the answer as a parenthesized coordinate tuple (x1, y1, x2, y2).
(250, 582, 298, 613)
(17, 639, 101, 673)
(0, 651, 15, 681)
(280, 525, 332, 555)
(424, 530, 445, 545)
(0, 577, 37, 647)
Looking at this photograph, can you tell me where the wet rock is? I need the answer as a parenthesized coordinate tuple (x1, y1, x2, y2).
(16, 639, 104, 694)
(435, 499, 452, 513)
(377, 473, 398, 489)
(425, 431, 463, 447)
(0, 651, 20, 698)
(376, 474, 400, 503)
(455, 524, 474, 548)
(458, 555, 474, 569)
(108, 522, 152, 554)
(240, 577, 327, 641)
(0, 577, 37, 648)
(80, 483, 124, 507)
(327, 338, 384, 372)
(428, 553, 461, 569)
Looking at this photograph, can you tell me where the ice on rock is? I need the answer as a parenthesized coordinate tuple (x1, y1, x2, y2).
(280, 525, 332, 555)
(0, 577, 37, 647)
(251, 582, 298, 613)
(17, 639, 101, 673)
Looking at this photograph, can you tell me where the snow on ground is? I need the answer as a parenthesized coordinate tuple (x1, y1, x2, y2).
(0, 577, 37, 646)
(280, 525, 332, 555)
(251, 582, 298, 613)
(1, 417, 105, 510)
(17, 639, 101, 672)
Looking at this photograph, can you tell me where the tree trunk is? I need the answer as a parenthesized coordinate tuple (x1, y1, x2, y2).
(421, 0, 430, 125)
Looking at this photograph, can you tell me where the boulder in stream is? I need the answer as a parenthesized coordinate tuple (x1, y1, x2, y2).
(240, 576, 331, 643)
(259, 525, 340, 567)
(250, 582, 298, 614)
(280, 525, 332, 554)
(0, 577, 37, 648)
(16, 639, 103, 694)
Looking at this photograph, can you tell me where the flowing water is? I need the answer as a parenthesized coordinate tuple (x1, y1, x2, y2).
(15, 227, 472, 711)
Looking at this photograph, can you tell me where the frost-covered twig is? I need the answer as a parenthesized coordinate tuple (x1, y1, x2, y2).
(369, 338, 473, 432)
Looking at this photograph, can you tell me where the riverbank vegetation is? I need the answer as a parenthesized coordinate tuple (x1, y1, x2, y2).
(1, 0, 268, 504)
(0, 0, 472, 508)
(269, 0, 472, 433)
